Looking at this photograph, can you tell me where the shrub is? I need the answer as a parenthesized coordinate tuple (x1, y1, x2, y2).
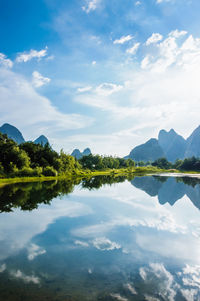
(32, 167, 43, 177)
(0, 162, 4, 178)
(16, 167, 35, 177)
(43, 166, 58, 177)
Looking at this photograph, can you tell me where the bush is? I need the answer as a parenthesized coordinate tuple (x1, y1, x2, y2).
(0, 162, 4, 178)
(16, 167, 35, 177)
(32, 167, 43, 177)
(43, 166, 58, 177)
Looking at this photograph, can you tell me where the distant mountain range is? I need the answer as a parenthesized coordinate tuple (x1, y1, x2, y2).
(0, 123, 49, 146)
(0, 123, 92, 157)
(71, 148, 92, 159)
(2, 123, 200, 163)
(126, 126, 200, 162)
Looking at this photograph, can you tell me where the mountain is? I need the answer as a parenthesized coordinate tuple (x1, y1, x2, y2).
(158, 129, 186, 162)
(71, 148, 91, 159)
(185, 125, 200, 158)
(126, 138, 164, 162)
(82, 148, 91, 156)
(71, 149, 82, 159)
(0, 123, 25, 144)
(34, 135, 49, 146)
(126, 126, 200, 163)
(0, 123, 50, 146)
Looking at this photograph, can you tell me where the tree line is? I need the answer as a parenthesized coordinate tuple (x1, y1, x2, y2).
(0, 133, 135, 178)
(152, 157, 200, 171)
(2, 132, 199, 179)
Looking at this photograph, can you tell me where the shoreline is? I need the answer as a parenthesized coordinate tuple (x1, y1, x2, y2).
(153, 172, 200, 179)
(0, 167, 164, 187)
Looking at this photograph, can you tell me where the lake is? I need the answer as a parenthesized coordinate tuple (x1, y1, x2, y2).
(0, 175, 200, 301)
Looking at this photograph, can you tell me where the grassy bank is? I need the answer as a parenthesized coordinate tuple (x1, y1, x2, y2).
(0, 166, 166, 186)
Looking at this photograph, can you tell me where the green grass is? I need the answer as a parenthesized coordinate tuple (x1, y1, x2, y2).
(0, 166, 166, 186)
(1, 166, 200, 188)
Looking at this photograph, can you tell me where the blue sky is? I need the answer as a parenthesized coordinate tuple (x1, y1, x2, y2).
(1, 0, 200, 155)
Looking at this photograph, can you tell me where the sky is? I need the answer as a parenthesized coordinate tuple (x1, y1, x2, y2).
(1, 0, 200, 156)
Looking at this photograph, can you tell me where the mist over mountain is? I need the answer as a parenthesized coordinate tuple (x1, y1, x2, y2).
(126, 125, 200, 162)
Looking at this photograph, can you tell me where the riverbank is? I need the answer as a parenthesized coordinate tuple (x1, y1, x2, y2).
(154, 172, 200, 179)
(0, 166, 165, 187)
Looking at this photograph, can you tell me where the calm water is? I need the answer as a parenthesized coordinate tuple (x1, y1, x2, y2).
(0, 175, 200, 300)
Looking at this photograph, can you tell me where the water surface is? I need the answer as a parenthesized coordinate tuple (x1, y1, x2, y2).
(0, 175, 200, 300)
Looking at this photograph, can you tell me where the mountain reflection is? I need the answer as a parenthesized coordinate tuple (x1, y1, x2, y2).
(1, 176, 200, 300)
(131, 176, 200, 209)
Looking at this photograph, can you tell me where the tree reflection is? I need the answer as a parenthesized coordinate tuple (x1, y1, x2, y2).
(0, 175, 132, 212)
(1, 175, 200, 213)
(0, 179, 80, 212)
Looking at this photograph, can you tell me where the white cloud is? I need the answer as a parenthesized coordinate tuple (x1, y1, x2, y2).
(82, 0, 100, 13)
(46, 55, 55, 61)
(110, 294, 128, 301)
(141, 30, 197, 73)
(92, 237, 121, 251)
(140, 263, 177, 301)
(0, 68, 93, 144)
(0, 264, 6, 273)
(32, 71, 51, 88)
(113, 35, 133, 45)
(0, 53, 13, 68)
(169, 29, 187, 38)
(182, 264, 200, 276)
(0, 199, 92, 261)
(16, 47, 48, 63)
(146, 33, 163, 45)
(65, 29, 200, 155)
(178, 264, 200, 288)
(95, 83, 123, 96)
(27, 243, 46, 260)
(74, 240, 89, 247)
(10, 270, 40, 284)
(141, 55, 151, 69)
(135, 1, 142, 6)
(126, 42, 140, 55)
(180, 289, 199, 301)
(156, 0, 172, 3)
(124, 283, 137, 295)
(77, 86, 93, 93)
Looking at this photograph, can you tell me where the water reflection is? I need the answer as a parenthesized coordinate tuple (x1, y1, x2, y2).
(131, 176, 200, 209)
(0, 175, 200, 300)
(0, 176, 128, 212)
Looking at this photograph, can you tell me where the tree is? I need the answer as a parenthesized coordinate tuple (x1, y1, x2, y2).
(152, 158, 172, 169)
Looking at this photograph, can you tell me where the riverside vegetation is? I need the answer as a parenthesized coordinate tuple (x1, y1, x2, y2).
(1, 132, 200, 185)
(0, 132, 161, 183)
